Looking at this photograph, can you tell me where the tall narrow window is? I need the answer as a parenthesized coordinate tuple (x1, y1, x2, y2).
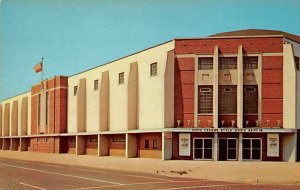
(94, 79, 99, 90)
(198, 57, 213, 70)
(119, 72, 124, 84)
(38, 94, 41, 127)
(150, 63, 157, 76)
(218, 85, 237, 114)
(243, 85, 258, 114)
(74, 86, 78, 95)
(198, 86, 213, 114)
(244, 57, 258, 69)
(46, 92, 49, 126)
(219, 57, 237, 69)
(145, 139, 149, 149)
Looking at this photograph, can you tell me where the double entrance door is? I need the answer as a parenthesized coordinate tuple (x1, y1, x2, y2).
(218, 138, 237, 161)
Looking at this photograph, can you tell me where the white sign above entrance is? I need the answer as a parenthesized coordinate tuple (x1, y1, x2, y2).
(167, 128, 295, 133)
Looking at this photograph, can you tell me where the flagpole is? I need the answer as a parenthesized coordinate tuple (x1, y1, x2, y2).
(41, 57, 44, 81)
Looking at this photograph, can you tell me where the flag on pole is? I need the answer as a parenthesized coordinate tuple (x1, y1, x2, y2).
(33, 59, 43, 73)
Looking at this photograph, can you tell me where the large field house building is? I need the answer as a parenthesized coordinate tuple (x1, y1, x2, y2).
(1, 29, 300, 162)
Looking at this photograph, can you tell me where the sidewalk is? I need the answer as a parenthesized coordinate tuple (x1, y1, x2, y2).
(0, 150, 299, 184)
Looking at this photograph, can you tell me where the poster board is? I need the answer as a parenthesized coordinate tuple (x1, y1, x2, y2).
(179, 133, 190, 156)
(267, 133, 279, 157)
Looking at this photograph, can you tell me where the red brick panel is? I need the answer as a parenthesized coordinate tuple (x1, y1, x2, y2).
(175, 37, 283, 55)
(262, 99, 283, 114)
(174, 113, 194, 127)
(262, 84, 283, 99)
(262, 69, 283, 84)
(68, 137, 76, 149)
(109, 134, 126, 149)
(197, 115, 213, 128)
(175, 58, 195, 71)
(174, 98, 194, 114)
(244, 115, 259, 127)
(261, 114, 283, 128)
(262, 56, 283, 69)
(86, 135, 98, 149)
(139, 133, 162, 150)
(31, 76, 68, 135)
(31, 96, 37, 135)
(174, 84, 194, 99)
(28, 137, 61, 153)
(218, 115, 238, 128)
(175, 71, 194, 85)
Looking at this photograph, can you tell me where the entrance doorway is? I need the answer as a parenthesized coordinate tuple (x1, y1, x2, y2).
(218, 138, 237, 161)
(193, 138, 213, 160)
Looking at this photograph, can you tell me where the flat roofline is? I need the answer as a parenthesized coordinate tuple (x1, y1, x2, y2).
(1, 90, 31, 103)
(175, 35, 300, 45)
(174, 34, 285, 40)
(69, 40, 173, 78)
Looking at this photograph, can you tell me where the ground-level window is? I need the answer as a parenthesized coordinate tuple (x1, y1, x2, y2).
(89, 137, 98, 143)
(193, 138, 213, 160)
(70, 138, 76, 143)
(153, 139, 158, 149)
(145, 139, 149, 149)
(242, 138, 261, 160)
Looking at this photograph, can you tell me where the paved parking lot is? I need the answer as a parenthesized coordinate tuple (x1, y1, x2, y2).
(0, 158, 299, 190)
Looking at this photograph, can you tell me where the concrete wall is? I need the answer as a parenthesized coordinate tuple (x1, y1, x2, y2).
(283, 43, 296, 129)
(1, 92, 31, 137)
(67, 41, 174, 133)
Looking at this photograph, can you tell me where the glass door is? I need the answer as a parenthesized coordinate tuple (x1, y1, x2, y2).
(242, 138, 261, 160)
(193, 138, 213, 160)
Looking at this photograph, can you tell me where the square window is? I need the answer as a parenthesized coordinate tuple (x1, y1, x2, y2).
(244, 57, 258, 69)
(198, 57, 213, 70)
(94, 80, 99, 90)
(145, 139, 149, 149)
(74, 86, 78, 95)
(153, 139, 158, 149)
(150, 63, 157, 76)
(119, 72, 124, 85)
(219, 57, 237, 69)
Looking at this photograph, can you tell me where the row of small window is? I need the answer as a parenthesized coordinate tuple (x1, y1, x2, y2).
(73, 63, 157, 95)
(36, 138, 49, 143)
(198, 56, 258, 70)
(198, 85, 258, 114)
(144, 139, 158, 149)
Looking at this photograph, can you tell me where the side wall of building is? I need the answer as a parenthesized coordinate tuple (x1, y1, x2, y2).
(67, 41, 175, 133)
(1, 92, 31, 137)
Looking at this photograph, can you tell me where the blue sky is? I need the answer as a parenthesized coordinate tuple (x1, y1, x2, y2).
(0, 0, 299, 100)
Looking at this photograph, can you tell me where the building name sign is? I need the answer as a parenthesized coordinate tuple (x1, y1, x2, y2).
(190, 128, 264, 133)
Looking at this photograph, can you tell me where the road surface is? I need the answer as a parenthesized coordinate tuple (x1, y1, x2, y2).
(0, 158, 298, 190)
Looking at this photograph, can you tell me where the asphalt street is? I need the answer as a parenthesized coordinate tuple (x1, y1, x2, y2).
(0, 158, 299, 190)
